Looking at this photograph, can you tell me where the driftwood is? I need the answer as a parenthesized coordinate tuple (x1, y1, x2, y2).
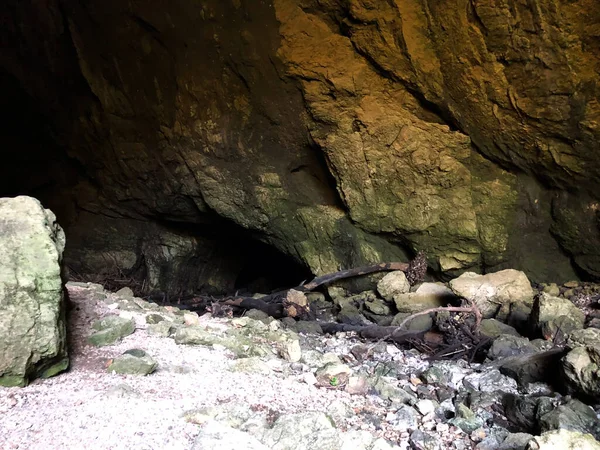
(320, 323, 426, 344)
(152, 252, 487, 361)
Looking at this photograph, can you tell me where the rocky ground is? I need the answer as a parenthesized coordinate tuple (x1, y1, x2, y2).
(1, 273, 600, 450)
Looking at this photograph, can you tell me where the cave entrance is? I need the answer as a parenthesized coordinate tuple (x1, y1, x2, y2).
(233, 237, 313, 295)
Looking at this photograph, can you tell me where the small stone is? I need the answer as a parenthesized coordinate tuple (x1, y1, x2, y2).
(541, 283, 561, 297)
(147, 321, 173, 337)
(315, 362, 352, 387)
(416, 399, 436, 416)
(393, 405, 419, 432)
(450, 404, 484, 433)
(300, 372, 318, 385)
(277, 339, 302, 362)
(115, 287, 134, 299)
(346, 376, 369, 395)
(183, 312, 200, 326)
(145, 313, 166, 324)
(410, 429, 441, 450)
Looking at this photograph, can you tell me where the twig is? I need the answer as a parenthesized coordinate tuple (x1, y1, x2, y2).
(366, 299, 482, 356)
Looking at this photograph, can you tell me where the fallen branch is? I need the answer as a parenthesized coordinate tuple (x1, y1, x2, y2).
(299, 262, 409, 291)
(396, 300, 482, 331)
(366, 299, 482, 358)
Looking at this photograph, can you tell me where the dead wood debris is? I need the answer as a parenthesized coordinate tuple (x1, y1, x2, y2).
(83, 251, 487, 362)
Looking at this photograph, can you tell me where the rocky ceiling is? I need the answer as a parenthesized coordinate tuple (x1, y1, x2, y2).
(1, 0, 599, 295)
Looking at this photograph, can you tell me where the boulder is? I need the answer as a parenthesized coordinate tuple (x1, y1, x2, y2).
(393, 293, 447, 314)
(530, 293, 585, 338)
(527, 429, 600, 450)
(377, 271, 410, 301)
(561, 328, 600, 401)
(449, 270, 534, 319)
(0, 196, 68, 387)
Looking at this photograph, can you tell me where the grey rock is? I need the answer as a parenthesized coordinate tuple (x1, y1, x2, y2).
(377, 271, 410, 301)
(291, 321, 323, 335)
(107, 352, 157, 375)
(301, 350, 340, 368)
(102, 383, 142, 399)
(415, 399, 437, 415)
(174, 326, 219, 346)
(315, 362, 352, 387)
(338, 305, 372, 326)
(422, 360, 471, 389)
(526, 429, 600, 449)
(415, 282, 455, 297)
(393, 293, 447, 314)
(538, 398, 600, 439)
(567, 328, 600, 348)
(541, 315, 583, 343)
(115, 286, 134, 299)
(480, 319, 520, 339)
(391, 312, 433, 332)
(487, 334, 537, 360)
(476, 426, 510, 449)
(0, 196, 68, 386)
(530, 293, 585, 336)
(145, 313, 166, 324)
(373, 378, 417, 405)
(277, 338, 302, 362)
(147, 321, 173, 337)
(498, 432, 534, 450)
(541, 283, 561, 297)
(192, 420, 268, 450)
(391, 405, 419, 432)
(463, 369, 518, 393)
(410, 430, 442, 450)
(450, 403, 485, 433)
(245, 309, 272, 322)
(365, 298, 392, 316)
(88, 316, 136, 347)
(260, 411, 341, 450)
(449, 270, 534, 319)
(561, 346, 600, 400)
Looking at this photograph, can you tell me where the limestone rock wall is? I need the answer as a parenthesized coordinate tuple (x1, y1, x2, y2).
(1, 0, 598, 289)
(0, 196, 69, 386)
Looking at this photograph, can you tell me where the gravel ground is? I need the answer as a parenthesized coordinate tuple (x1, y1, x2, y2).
(0, 285, 422, 450)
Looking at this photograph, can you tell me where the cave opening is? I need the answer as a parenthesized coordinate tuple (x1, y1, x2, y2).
(0, 68, 313, 299)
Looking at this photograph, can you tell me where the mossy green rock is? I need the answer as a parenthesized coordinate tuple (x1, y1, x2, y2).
(530, 293, 585, 335)
(0, 196, 69, 386)
(391, 313, 433, 332)
(107, 353, 157, 375)
(88, 316, 135, 347)
(480, 319, 520, 339)
(174, 326, 219, 346)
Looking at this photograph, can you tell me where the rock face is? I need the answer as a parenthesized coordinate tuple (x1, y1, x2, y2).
(0, 196, 69, 386)
(1, 0, 599, 293)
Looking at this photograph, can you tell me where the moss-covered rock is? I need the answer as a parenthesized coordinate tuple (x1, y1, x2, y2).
(0, 196, 69, 386)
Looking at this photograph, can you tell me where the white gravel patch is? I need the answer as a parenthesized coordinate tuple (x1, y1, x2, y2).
(0, 285, 393, 450)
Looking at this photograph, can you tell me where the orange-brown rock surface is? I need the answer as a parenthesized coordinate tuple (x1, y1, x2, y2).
(1, 0, 598, 291)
